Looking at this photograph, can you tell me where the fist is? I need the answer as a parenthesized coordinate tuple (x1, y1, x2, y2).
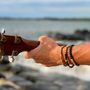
(24, 36, 63, 67)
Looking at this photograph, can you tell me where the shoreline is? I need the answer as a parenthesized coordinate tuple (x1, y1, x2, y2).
(1, 18, 90, 21)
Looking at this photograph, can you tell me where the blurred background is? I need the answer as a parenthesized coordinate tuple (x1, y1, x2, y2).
(0, 0, 90, 90)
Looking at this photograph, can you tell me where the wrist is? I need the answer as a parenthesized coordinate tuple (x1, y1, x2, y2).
(51, 45, 64, 65)
(72, 45, 82, 65)
(60, 45, 80, 67)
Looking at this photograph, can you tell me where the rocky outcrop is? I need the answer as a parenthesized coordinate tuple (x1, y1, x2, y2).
(47, 29, 90, 41)
(0, 63, 89, 90)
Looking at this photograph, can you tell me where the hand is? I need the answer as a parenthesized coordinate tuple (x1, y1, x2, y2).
(24, 36, 63, 67)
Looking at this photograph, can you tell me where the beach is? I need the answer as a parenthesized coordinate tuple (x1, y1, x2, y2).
(0, 19, 90, 90)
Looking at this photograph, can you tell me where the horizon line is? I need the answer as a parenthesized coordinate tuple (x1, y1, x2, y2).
(1, 17, 90, 21)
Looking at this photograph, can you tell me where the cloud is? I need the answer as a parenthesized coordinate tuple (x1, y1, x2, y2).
(0, 0, 90, 18)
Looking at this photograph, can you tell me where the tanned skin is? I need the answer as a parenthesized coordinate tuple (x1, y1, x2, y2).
(24, 36, 90, 67)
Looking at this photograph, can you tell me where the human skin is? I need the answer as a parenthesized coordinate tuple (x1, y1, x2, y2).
(24, 36, 90, 67)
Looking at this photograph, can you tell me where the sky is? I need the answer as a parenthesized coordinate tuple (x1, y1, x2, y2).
(0, 0, 90, 18)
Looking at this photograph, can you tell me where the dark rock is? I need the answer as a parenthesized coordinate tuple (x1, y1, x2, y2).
(0, 73, 6, 79)
(74, 29, 90, 36)
(0, 78, 21, 90)
(47, 29, 90, 41)
(32, 72, 80, 82)
(15, 80, 33, 90)
(9, 64, 24, 74)
(0, 85, 18, 90)
(55, 33, 65, 40)
(18, 71, 40, 83)
(60, 80, 90, 90)
(41, 72, 90, 90)
(9, 75, 33, 90)
(0, 64, 11, 71)
(9, 64, 40, 75)
(9, 76, 27, 83)
(31, 81, 62, 90)
(0, 56, 11, 71)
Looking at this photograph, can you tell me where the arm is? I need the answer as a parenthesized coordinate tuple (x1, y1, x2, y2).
(24, 36, 90, 67)
(72, 43, 90, 65)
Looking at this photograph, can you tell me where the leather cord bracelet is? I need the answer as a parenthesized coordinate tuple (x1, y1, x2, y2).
(64, 46, 70, 66)
(65, 46, 74, 68)
(69, 45, 80, 66)
(61, 45, 67, 66)
(61, 45, 79, 68)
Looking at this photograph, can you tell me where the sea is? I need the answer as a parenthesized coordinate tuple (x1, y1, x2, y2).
(0, 19, 90, 39)
(0, 19, 90, 81)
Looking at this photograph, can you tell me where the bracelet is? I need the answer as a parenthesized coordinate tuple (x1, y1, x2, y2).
(61, 45, 79, 68)
(61, 45, 67, 66)
(69, 45, 80, 66)
(64, 46, 69, 66)
(65, 46, 74, 68)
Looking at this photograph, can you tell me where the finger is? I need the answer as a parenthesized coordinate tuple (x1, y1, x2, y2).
(42, 61, 61, 67)
(38, 35, 56, 45)
(38, 35, 48, 44)
(40, 63, 54, 67)
(45, 63, 60, 67)
(23, 51, 31, 59)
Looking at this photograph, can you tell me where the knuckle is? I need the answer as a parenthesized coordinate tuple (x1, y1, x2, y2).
(38, 35, 48, 41)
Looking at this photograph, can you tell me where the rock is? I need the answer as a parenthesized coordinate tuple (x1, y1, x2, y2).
(76, 81, 90, 90)
(37, 72, 80, 82)
(18, 71, 40, 82)
(31, 81, 62, 90)
(0, 78, 21, 90)
(0, 85, 18, 90)
(0, 73, 6, 79)
(46, 73, 90, 90)
(15, 80, 33, 90)
(9, 75, 33, 89)
(47, 29, 90, 41)
(9, 64, 39, 75)
(0, 63, 90, 90)
(60, 80, 90, 90)
(9, 64, 24, 74)
(9, 76, 27, 83)
(0, 56, 11, 71)
(0, 64, 11, 71)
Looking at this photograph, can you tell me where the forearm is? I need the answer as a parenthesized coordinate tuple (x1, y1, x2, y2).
(24, 36, 90, 67)
(72, 42, 90, 65)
